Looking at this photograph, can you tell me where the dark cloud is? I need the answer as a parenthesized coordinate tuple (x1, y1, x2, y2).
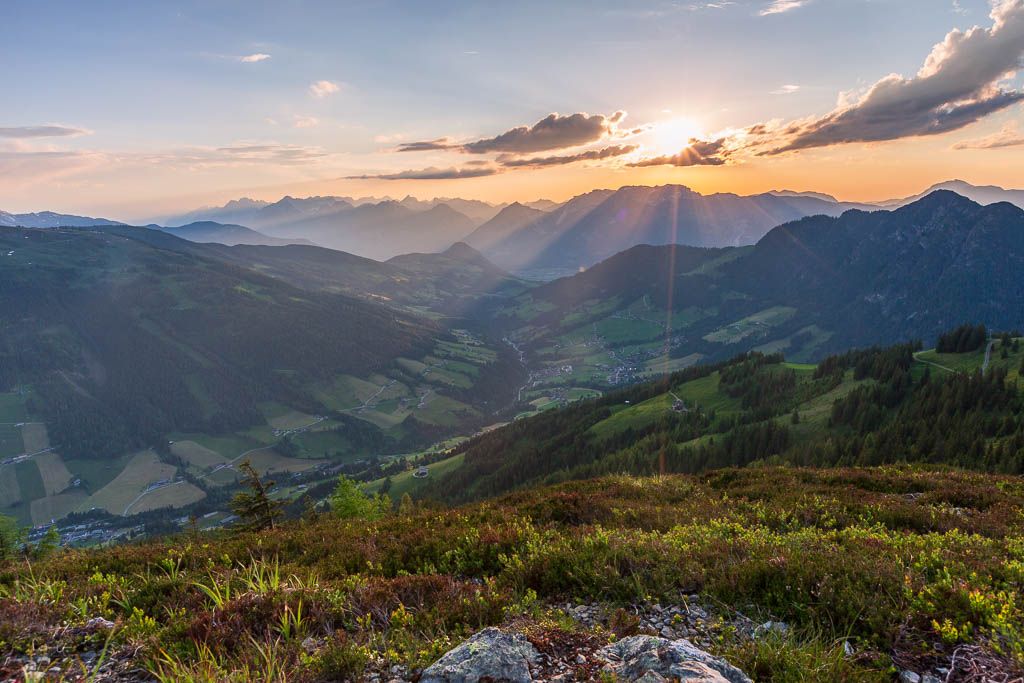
(395, 138, 456, 152)
(628, 138, 731, 167)
(499, 144, 638, 168)
(346, 165, 500, 180)
(398, 112, 628, 156)
(757, 0, 1024, 154)
(0, 125, 89, 138)
(463, 111, 625, 154)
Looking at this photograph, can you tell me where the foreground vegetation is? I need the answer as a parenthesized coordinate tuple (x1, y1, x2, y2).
(3, 467, 1024, 681)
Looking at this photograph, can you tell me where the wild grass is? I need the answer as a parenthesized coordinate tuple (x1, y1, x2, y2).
(2, 466, 1024, 680)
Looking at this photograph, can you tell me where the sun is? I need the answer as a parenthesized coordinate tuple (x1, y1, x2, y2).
(649, 117, 705, 155)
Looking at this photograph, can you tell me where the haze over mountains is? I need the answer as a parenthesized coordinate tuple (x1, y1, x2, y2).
(6, 179, 1024, 275)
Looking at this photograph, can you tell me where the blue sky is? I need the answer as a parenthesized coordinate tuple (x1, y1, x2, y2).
(2, 0, 1022, 219)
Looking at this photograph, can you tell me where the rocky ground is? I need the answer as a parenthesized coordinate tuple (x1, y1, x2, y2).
(0, 598, 997, 682)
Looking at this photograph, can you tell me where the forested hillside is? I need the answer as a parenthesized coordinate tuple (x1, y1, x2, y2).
(0, 226, 437, 458)
(423, 332, 1024, 503)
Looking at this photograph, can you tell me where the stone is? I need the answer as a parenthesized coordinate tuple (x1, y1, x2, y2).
(301, 636, 319, 654)
(85, 617, 116, 630)
(597, 636, 752, 683)
(755, 621, 789, 637)
(899, 672, 921, 683)
(420, 627, 540, 683)
(922, 675, 942, 683)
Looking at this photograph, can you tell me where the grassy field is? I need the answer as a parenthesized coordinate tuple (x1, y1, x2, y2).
(19, 423, 49, 453)
(128, 481, 206, 515)
(916, 337, 1024, 378)
(34, 452, 72, 496)
(0, 467, 21, 506)
(364, 452, 466, 499)
(641, 352, 704, 377)
(916, 346, 989, 372)
(0, 424, 23, 458)
(754, 324, 834, 361)
(259, 403, 318, 430)
(171, 440, 228, 470)
(13, 460, 46, 504)
(702, 305, 797, 344)
(84, 450, 178, 516)
(242, 448, 320, 476)
(29, 491, 87, 526)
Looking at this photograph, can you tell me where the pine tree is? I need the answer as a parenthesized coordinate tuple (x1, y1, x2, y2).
(230, 459, 283, 532)
(0, 514, 23, 560)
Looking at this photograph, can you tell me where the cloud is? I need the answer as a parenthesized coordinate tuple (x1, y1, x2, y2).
(210, 143, 327, 164)
(760, 0, 810, 16)
(628, 138, 732, 167)
(771, 84, 801, 95)
(954, 121, 1024, 148)
(239, 53, 271, 63)
(395, 138, 455, 152)
(398, 112, 630, 156)
(346, 165, 500, 180)
(309, 80, 340, 98)
(463, 111, 627, 154)
(746, 0, 1024, 155)
(498, 144, 638, 168)
(293, 115, 319, 129)
(0, 125, 90, 138)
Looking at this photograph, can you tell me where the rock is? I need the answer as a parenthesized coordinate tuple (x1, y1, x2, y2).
(899, 672, 921, 683)
(922, 675, 942, 683)
(598, 636, 752, 683)
(755, 621, 789, 637)
(843, 641, 855, 657)
(420, 627, 540, 683)
(85, 617, 116, 630)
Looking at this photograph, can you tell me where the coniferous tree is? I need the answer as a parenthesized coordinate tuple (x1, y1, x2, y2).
(230, 459, 283, 532)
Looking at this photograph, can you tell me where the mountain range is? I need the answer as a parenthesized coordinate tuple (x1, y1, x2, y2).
(495, 190, 1024, 377)
(8, 179, 1024, 276)
(466, 185, 873, 275)
(0, 210, 123, 228)
(156, 221, 315, 247)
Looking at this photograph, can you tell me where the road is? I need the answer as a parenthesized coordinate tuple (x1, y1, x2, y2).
(912, 352, 956, 374)
(982, 337, 995, 373)
(0, 446, 56, 467)
(340, 379, 397, 413)
(122, 480, 187, 516)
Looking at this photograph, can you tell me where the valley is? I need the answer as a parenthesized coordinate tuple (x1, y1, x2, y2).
(2, 189, 1024, 541)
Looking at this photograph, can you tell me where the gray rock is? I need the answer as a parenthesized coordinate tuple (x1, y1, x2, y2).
(420, 628, 540, 683)
(598, 636, 752, 683)
(922, 675, 942, 683)
(755, 621, 789, 637)
(899, 672, 921, 683)
(85, 617, 116, 630)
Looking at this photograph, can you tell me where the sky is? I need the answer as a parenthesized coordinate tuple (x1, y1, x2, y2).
(2, 0, 1024, 221)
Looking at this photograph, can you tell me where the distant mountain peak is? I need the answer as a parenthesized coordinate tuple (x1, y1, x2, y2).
(881, 180, 1024, 210)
